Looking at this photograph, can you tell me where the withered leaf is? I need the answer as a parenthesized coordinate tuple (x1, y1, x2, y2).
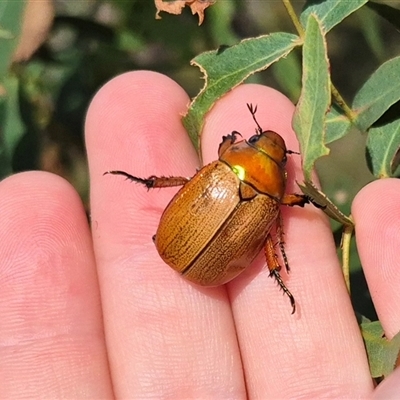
(154, 0, 215, 25)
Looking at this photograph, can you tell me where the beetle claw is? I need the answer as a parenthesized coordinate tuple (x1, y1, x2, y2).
(222, 131, 242, 143)
(289, 296, 296, 314)
(270, 269, 296, 314)
(307, 196, 327, 210)
(104, 170, 154, 188)
(218, 131, 242, 156)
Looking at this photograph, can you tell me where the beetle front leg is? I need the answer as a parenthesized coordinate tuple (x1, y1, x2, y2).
(104, 170, 190, 189)
(218, 131, 242, 156)
(282, 193, 326, 209)
(281, 193, 310, 207)
(265, 234, 296, 314)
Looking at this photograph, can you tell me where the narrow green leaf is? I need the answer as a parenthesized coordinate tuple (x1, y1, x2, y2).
(271, 51, 301, 102)
(208, 0, 238, 46)
(359, 7, 386, 61)
(292, 14, 330, 181)
(0, 75, 26, 177)
(325, 105, 352, 143)
(367, 1, 400, 32)
(366, 119, 400, 178)
(183, 32, 300, 149)
(301, 0, 368, 33)
(297, 180, 354, 226)
(0, 1, 26, 76)
(0, 27, 14, 40)
(361, 318, 400, 379)
(353, 56, 400, 132)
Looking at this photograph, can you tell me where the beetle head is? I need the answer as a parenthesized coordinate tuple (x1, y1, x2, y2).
(247, 130, 288, 167)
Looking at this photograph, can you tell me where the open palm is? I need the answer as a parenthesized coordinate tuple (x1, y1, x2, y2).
(1, 71, 399, 398)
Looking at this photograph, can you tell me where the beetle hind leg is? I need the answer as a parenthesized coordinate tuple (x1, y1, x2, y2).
(276, 212, 290, 274)
(265, 233, 296, 314)
(104, 170, 190, 189)
(269, 269, 296, 314)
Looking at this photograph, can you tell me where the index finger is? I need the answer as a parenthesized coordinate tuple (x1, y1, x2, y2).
(86, 71, 245, 398)
(200, 84, 373, 397)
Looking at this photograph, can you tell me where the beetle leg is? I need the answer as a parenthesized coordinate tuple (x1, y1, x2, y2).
(218, 131, 242, 156)
(104, 170, 190, 189)
(282, 193, 326, 209)
(276, 212, 290, 274)
(265, 234, 296, 314)
(281, 193, 310, 207)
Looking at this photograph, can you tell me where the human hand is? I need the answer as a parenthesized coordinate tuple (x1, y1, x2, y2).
(1, 71, 399, 398)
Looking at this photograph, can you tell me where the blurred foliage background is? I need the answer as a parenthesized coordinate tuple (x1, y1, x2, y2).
(1, 0, 400, 319)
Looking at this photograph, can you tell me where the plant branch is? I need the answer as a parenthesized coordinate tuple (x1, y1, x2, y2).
(341, 221, 354, 293)
(331, 83, 356, 121)
(281, 0, 305, 38)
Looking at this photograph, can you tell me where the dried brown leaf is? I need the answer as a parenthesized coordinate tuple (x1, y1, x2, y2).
(154, 0, 215, 25)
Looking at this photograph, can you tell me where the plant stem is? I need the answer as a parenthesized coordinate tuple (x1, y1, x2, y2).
(281, 0, 305, 38)
(341, 220, 354, 294)
(331, 83, 356, 121)
(281, 0, 356, 124)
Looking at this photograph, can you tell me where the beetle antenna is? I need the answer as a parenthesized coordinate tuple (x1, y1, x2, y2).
(246, 103, 263, 135)
(287, 149, 300, 155)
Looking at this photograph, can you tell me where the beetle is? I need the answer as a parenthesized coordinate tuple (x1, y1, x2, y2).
(105, 104, 312, 313)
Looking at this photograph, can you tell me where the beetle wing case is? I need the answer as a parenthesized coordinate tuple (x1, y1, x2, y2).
(154, 160, 280, 286)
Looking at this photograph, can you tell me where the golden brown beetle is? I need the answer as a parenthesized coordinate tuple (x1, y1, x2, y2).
(106, 104, 311, 313)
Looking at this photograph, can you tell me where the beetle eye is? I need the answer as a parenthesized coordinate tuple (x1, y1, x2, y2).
(248, 135, 260, 144)
(282, 155, 287, 164)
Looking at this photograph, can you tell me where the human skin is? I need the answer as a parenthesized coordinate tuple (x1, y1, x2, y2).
(0, 70, 399, 398)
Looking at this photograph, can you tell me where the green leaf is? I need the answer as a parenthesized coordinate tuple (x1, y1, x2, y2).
(0, 27, 14, 40)
(359, 6, 386, 61)
(0, 75, 26, 177)
(208, 0, 239, 46)
(325, 104, 352, 144)
(301, 0, 368, 33)
(0, 1, 26, 76)
(183, 32, 300, 149)
(361, 318, 400, 379)
(271, 50, 301, 102)
(292, 14, 330, 181)
(353, 56, 400, 132)
(366, 118, 400, 178)
(367, 1, 400, 32)
(298, 180, 354, 226)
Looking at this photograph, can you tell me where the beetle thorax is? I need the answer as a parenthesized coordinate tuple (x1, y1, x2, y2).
(219, 133, 287, 200)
